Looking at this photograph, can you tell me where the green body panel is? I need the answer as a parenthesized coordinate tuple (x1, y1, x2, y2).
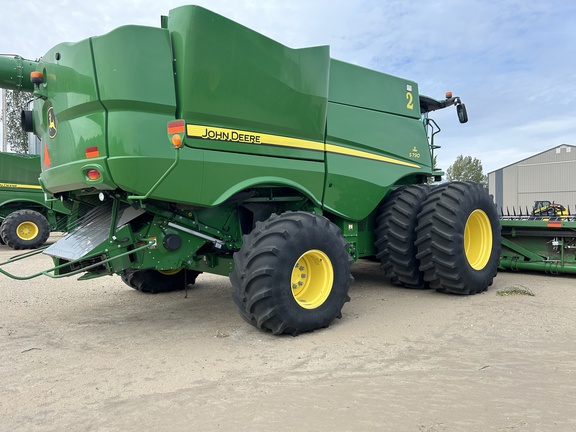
(323, 101, 431, 220)
(329, 59, 421, 120)
(499, 218, 576, 275)
(0, 153, 42, 185)
(200, 150, 324, 207)
(167, 5, 329, 142)
(0, 55, 37, 92)
(94, 25, 179, 198)
(38, 26, 177, 195)
(34, 37, 109, 193)
(0, 186, 49, 219)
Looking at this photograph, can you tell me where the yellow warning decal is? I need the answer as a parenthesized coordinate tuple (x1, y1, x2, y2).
(0, 183, 42, 190)
(186, 124, 420, 169)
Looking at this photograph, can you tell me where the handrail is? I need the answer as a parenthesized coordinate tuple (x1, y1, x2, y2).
(127, 148, 180, 201)
(0, 241, 154, 280)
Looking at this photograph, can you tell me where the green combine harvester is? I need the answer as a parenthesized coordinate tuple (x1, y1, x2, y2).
(0, 152, 68, 249)
(0, 5, 503, 335)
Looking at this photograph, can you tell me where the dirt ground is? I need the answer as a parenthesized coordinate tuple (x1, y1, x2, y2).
(0, 236, 575, 432)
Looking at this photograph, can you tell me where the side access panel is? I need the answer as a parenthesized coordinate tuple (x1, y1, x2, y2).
(94, 26, 184, 202)
(323, 60, 432, 221)
(36, 38, 109, 194)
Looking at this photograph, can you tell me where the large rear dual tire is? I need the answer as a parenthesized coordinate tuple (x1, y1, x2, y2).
(375, 184, 430, 288)
(376, 181, 500, 295)
(415, 181, 500, 295)
(231, 211, 353, 336)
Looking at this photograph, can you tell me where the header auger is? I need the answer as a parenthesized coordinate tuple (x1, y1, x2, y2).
(0, 5, 500, 335)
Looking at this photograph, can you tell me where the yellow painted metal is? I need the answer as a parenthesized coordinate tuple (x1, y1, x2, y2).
(157, 268, 182, 276)
(291, 249, 333, 309)
(464, 209, 492, 270)
(16, 221, 39, 241)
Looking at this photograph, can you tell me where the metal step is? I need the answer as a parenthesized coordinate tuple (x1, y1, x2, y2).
(44, 204, 115, 261)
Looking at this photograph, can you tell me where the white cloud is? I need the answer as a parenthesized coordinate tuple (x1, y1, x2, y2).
(1, 0, 575, 175)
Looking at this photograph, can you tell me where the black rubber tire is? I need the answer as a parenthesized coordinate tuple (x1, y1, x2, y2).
(230, 211, 353, 336)
(121, 269, 202, 294)
(0, 209, 50, 250)
(415, 181, 501, 295)
(375, 184, 431, 288)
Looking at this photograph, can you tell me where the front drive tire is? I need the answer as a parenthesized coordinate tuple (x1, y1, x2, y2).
(415, 181, 501, 295)
(231, 211, 353, 336)
(0, 209, 51, 250)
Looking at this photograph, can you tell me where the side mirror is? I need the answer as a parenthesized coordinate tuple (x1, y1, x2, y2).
(456, 103, 468, 124)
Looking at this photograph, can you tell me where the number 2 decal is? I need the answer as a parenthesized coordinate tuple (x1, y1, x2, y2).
(406, 92, 414, 110)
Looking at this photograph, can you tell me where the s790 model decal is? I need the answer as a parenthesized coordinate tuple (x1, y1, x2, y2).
(186, 124, 421, 169)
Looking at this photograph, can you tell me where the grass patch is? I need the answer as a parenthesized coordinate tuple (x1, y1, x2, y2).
(497, 285, 535, 296)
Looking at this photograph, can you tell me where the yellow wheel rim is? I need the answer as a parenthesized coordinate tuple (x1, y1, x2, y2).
(16, 221, 39, 241)
(464, 209, 492, 270)
(158, 268, 182, 276)
(291, 249, 333, 309)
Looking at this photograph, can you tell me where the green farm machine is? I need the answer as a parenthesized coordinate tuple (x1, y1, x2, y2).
(0, 6, 502, 335)
(0, 152, 68, 249)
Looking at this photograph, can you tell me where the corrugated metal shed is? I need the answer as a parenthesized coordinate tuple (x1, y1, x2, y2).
(488, 144, 576, 214)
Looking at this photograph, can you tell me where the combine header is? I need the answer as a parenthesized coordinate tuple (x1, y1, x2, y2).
(500, 205, 576, 275)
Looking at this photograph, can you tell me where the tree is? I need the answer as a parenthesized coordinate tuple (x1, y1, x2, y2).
(2, 89, 29, 153)
(446, 155, 487, 186)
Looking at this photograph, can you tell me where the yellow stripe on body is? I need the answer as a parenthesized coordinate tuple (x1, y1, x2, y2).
(187, 124, 324, 151)
(325, 144, 421, 168)
(0, 183, 42, 190)
(186, 124, 421, 169)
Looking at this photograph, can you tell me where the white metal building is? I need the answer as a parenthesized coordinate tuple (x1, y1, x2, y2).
(488, 144, 576, 214)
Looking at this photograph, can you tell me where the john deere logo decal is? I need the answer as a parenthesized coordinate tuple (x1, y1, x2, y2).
(47, 107, 57, 139)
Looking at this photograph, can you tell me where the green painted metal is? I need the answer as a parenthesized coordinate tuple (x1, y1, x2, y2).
(0, 153, 69, 233)
(29, 6, 435, 213)
(0, 241, 153, 280)
(324, 100, 431, 220)
(0, 55, 37, 92)
(499, 217, 576, 275)
(0, 153, 42, 184)
(0, 5, 463, 280)
(168, 5, 330, 142)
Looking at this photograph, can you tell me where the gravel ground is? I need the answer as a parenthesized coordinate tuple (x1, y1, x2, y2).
(1, 236, 575, 431)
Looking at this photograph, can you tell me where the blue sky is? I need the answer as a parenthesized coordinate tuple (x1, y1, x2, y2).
(1, 0, 575, 174)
